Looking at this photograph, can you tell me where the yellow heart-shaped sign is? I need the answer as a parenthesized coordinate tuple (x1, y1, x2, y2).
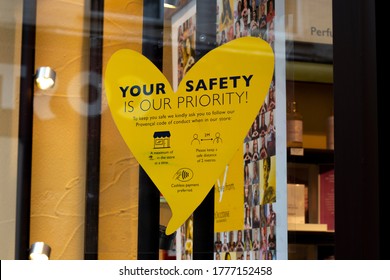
(105, 37, 274, 235)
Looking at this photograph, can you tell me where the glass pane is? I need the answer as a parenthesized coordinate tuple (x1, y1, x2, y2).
(0, 0, 23, 260)
(0, 0, 334, 260)
(161, 0, 287, 260)
(285, 0, 334, 260)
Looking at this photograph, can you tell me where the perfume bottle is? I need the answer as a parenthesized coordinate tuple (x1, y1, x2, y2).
(287, 101, 303, 148)
(327, 114, 334, 150)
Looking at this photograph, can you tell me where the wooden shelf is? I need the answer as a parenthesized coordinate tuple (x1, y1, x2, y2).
(288, 230, 335, 245)
(286, 41, 333, 64)
(287, 148, 334, 165)
(288, 223, 328, 231)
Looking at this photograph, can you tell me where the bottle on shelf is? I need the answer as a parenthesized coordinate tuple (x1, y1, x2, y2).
(287, 100, 303, 148)
(326, 114, 334, 150)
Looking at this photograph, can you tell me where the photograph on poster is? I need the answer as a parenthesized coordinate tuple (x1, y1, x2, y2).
(213, 0, 278, 260)
(171, 0, 196, 91)
(177, 214, 194, 260)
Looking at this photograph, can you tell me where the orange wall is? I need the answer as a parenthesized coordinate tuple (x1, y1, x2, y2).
(31, 0, 144, 260)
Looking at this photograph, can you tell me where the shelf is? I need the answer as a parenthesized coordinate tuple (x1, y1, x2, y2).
(287, 148, 334, 165)
(286, 61, 333, 84)
(286, 41, 333, 64)
(288, 230, 335, 245)
(288, 223, 328, 232)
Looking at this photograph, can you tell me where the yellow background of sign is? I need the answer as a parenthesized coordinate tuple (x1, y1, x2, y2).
(105, 37, 274, 234)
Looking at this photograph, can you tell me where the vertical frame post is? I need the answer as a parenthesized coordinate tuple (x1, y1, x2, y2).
(15, 0, 37, 260)
(192, 0, 217, 260)
(137, 0, 164, 260)
(84, 0, 104, 260)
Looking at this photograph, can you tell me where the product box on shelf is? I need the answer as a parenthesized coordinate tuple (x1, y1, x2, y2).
(287, 183, 306, 225)
(318, 169, 335, 231)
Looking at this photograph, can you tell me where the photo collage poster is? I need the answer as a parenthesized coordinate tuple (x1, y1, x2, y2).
(171, 0, 197, 92)
(214, 0, 277, 260)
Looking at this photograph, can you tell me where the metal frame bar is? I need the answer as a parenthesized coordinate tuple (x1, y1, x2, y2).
(192, 0, 216, 260)
(84, 0, 104, 260)
(137, 0, 164, 260)
(15, 0, 37, 260)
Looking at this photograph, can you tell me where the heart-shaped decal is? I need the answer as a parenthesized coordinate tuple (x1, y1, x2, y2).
(105, 37, 274, 235)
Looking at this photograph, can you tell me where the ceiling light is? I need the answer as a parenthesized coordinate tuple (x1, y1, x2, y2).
(29, 242, 51, 260)
(35, 67, 56, 90)
(164, 0, 177, 9)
